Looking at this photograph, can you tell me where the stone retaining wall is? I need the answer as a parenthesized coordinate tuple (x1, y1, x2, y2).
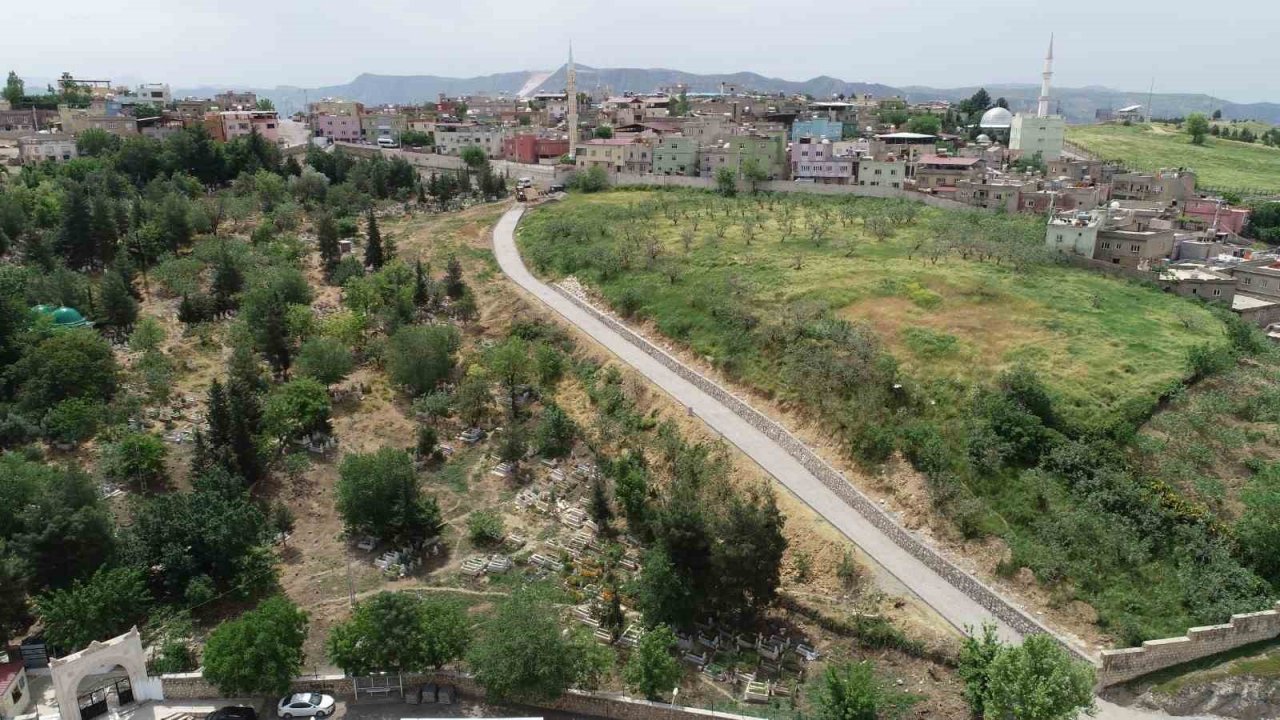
(547, 281, 1085, 663)
(160, 671, 757, 720)
(1098, 602, 1280, 686)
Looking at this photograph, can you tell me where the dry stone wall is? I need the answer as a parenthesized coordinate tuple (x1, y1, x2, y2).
(1098, 603, 1280, 686)
(549, 282, 1082, 660)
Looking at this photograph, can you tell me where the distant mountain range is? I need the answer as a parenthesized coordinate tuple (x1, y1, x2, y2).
(174, 66, 1280, 124)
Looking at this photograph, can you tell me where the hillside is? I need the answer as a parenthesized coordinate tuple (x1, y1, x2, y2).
(1066, 123, 1280, 194)
(519, 189, 1279, 646)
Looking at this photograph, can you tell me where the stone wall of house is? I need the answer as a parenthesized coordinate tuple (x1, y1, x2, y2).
(1098, 602, 1280, 686)
(159, 671, 757, 720)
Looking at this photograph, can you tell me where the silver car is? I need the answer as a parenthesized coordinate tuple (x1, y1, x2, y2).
(276, 693, 335, 719)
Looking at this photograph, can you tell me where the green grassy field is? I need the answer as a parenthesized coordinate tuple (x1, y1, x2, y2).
(517, 189, 1278, 645)
(1066, 123, 1280, 193)
(520, 190, 1222, 430)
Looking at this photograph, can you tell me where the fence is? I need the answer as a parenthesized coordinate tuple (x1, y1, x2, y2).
(1097, 602, 1280, 686)
(545, 279, 1085, 662)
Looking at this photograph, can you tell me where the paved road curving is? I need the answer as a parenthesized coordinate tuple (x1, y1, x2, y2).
(491, 205, 1207, 720)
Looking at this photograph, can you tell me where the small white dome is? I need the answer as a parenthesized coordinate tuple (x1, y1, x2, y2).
(976, 133, 992, 144)
(979, 106, 1013, 129)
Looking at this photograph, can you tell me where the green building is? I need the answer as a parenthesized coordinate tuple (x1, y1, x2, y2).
(652, 136, 700, 176)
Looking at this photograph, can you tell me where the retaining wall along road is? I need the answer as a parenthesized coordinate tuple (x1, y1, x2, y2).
(1097, 602, 1280, 686)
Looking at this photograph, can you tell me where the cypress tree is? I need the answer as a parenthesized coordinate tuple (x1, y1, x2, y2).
(260, 293, 293, 376)
(58, 184, 93, 269)
(444, 254, 465, 299)
(413, 260, 431, 307)
(364, 210, 384, 270)
(89, 197, 119, 266)
(99, 270, 138, 330)
(316, 213, 341, 278)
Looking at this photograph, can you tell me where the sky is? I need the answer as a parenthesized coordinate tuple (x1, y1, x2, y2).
(6, 0, 1278, 103)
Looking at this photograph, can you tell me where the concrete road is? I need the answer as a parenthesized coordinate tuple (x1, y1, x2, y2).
(491, 205, 1212, 720)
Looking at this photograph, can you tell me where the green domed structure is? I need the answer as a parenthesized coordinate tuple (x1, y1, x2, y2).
(31, 305, 92, 329)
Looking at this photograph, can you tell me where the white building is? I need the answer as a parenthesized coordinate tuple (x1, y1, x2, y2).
(1046, 210, 1101, 257)
(1010, 36, 1066, 161)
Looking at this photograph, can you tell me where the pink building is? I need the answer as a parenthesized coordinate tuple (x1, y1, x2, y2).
(311, 114, 362, 143)
(790, 136, 854, 184)
(209, 110, 280, 143)
(1184, 199, 1251, 236)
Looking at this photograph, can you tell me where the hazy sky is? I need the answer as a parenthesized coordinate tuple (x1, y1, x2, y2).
(7, 0, 1278, 103)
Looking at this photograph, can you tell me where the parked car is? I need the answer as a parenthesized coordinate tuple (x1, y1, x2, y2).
(208, 707, 258, 720)
(549, 183, 566, 193)
(277, 693, 336, 718)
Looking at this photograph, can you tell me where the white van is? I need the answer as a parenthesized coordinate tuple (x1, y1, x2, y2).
(377, 137, 399, 149)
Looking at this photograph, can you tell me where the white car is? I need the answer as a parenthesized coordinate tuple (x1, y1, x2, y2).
(277, 693, 336, 719)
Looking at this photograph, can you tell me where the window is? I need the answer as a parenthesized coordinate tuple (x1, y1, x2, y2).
(1244, 276, 1253, 285)
(1130, 244, 1140, 254)
(1213, 288, 1222, 297)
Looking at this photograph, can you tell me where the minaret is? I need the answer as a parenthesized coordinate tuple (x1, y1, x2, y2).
(567, 42, 578, 161)
(1037, 34, 1054, 118)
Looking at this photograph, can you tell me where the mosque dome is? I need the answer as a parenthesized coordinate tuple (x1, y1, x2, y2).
(32, 305, 91, 328)
(979, 107, 1013, 129)
(976, 134, 992, 145)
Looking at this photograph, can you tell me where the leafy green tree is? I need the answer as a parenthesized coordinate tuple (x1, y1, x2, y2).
(99, 270, 138, 329)
(336, 447, 441, 542)
(534, 403, 576, 458)
(469, 585, 604, 702)
(36, 567, 150, 651)
(386, 324, 460, 396)
(444, 253, 466, 299)
(633, 546, 695, 627)
(364, 209, 384, 269)
(1186, 113, 1210, 145)
(102, 431, 168, 492)
(159, 194, 192, 252)
(983, 634, 1095, 720)
(1236, 467, 1280, 584)
(295, 336, 354, 386)
(0, 545, 28, 646)
(76, 129, 121, 158)
(569, 166, 608, 193)
(622, 624, 681, 700)
(454, 370, 493, 426)
(315, 212, 341, 278)
(413, 259, 433, 308)
(467, 510, 505, 546)
(958, 623, 1003, 718)
(262, 377, 330, 442)
(488, 336, 533, 417)
(459, 145, 487, 169)
(809, 661, 920, 720)
(58, 183, 94, 268)
(203, 596, 308, 697)
(327, 592, 470, 674)
(593, 125, 614, 139)
(3, 71, 23, 105)
(906, 114, 942, 135)
(42, 397, 104, 445)
(255, 98, 275, 111)
(714, 166, 737, 196)
(741, 157, 768, 194)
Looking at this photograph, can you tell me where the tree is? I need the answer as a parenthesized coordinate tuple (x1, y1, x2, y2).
(983, 634, 1095, 720)
(77, 129, 121, 158)
(36, 567, 150, 651)
(906, 114, 942, 135)
(1236, 468, 1280, 584)
(622, 624, 681, 700)
(454, 370, 493, 427)
(13, 329, 118, 411)
(467, 510, 505, 545)
(413, 259, 432, 308)
(295, 336, 354, 386)
(444, 253, 466, 299)
(958, 623, 1003, 718)
(386, 324, 460, 396)
(364, 209, 384, 269)
(315, 212, 341, 278)
(534, 402, 576, 458)
(258, 292, 294, 376)
(336, 447, 441, 542)
(468, 585, 603, 702)
(3, 71, 23, 106)
(569, 166, 608, 193)
(593, 125, 614, 139)
(327, 592, 469, 674)
(102, 431, 168, 492)
(715, 167, 737, 197)
(203, 596, 308, 697)
(459, 145, 487, 169)
(99, 270, 138, 330)
(1212, 109, 1222, 120)
(809, 661, 920, 720)
(255, 98, 275, 111)
(488, 336, 532, 417)
(1186, 112, 1210, 145)
(741, 157, 768, 194)
(0, 546, 28, 646)
(262, 377, 331, 442)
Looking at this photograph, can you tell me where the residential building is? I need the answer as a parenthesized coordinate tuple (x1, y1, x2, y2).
(0, 660, 31, 720)
(1046, 205, 1175, 268)
(791, 117, 843, 141)
(173, 99, 216, 123)
(502, 134, 570, 164)
(1045, 210, 1101, 257)
(359, 112, 407, 143)
(58, 105, 137, 136)
(1009, 114, 1066, 160)
(309, 99, 363, 117)
(1231, 260, 1280, 303)
(698, 133, 786, 179)
(1158, 265, 1235, 303)
(434, 123, 511, 158)
(914, 155, 984, 190)
(790, 136, 854, 184)
(214, 91, 258, 110)
(311, 114, 362, 143)
(207, 110, 279, 143)
(18, 133, 77, 164)
(1184, 198, 1250, 236)
(683, 115, 733, 143)
(624, 140, 653, 174)
(857, 157, 906, 189)
(0, 108, 58, 133)
(652, 136, 700, 176)
(1093, 223, 1176, 269)
(956, 177, 1035, 212)
(575, 138, 634, 172)
(1110, 170, 1197, 206)
(138, 116, 185, 140)
(1046, 158, 1116, 184)
(870, 132, 936, 163)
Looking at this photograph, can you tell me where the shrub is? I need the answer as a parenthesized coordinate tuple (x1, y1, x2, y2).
(569, 166, 608, 193)
(901, 327, 958, 357)
(467, 510, 505, 546)
(616, 287, 644, 318)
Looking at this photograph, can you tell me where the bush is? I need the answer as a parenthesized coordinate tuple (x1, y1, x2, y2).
(569, 166, 608, 193)
(336, 447, 441, 542)
(295, 336, 354, 385)
(901, 327, 958, 357)
(467, 510, 505, 546)
(386, 325, 460, 396)
(616, 287, 643, 318)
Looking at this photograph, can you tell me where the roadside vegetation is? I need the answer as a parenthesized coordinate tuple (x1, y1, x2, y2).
(519, 188, 1280, 646)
